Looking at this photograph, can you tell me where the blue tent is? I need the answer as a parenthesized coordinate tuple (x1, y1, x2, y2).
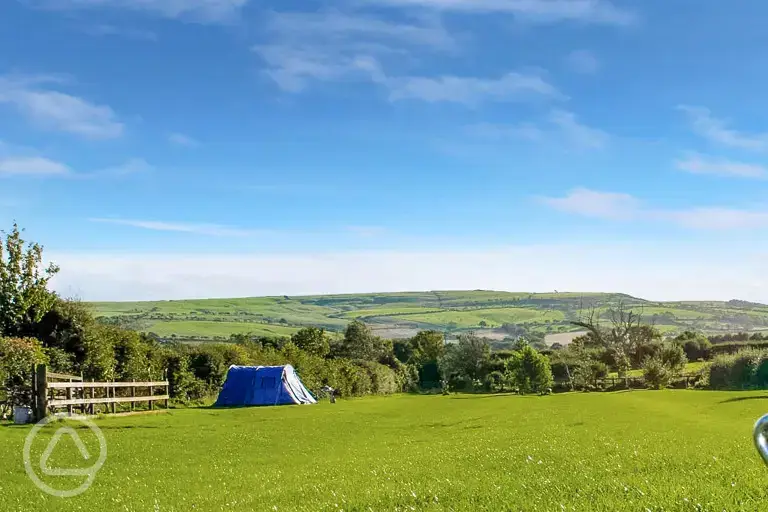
(214, 365, 317, 407)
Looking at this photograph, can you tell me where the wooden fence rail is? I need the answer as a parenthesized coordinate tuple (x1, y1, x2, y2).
(32, 364, 169, 420)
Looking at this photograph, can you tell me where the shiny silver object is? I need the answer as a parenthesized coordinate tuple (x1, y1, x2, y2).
(754, 414, 768, 466)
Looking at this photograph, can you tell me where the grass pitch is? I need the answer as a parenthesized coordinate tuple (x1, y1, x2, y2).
(3, 391, 768, 511)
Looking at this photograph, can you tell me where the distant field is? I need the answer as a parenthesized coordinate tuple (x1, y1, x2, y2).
(338, 306, 444, 318)
(145, 320, 300, 338)
(4, 391, 768, 510)
(87, 291, 768, 341)
(399, 307, 565, 328)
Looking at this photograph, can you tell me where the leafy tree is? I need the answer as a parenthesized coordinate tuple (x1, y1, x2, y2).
(408, 330, 445, 365)
(674, 331, 711, 361)
(438, 332, 490, 384)
(0, 224, 59, 336)
(335, 321, 388, 360)
(507, 344, 554, 394)
(659, 342, 687, 375)
(290, 327, 330, 357)
(642, 356, 671, 389)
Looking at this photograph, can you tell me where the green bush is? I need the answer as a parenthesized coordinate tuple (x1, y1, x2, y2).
(642, 356, 672, 389)
(708, 349, 768, 389)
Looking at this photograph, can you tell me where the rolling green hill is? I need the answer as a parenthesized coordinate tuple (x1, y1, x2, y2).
(88, 291, 768, 343)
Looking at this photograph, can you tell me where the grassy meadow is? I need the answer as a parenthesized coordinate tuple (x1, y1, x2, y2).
(88, 291, 768, 341)
(3, 391, 768, 511)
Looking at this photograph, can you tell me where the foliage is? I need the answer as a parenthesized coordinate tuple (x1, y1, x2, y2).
(506, 344, 553, 394)
(0, 224, 59, 337)
(438, 332, 490, 386)
(0, 336, 46, 386)
(707, 349, 768, 390)
(334, 320, 388, 360)
(674, 331, 712, 361)
(290, 327, 331, 357)
(642, 356, 672, 389)
(407, 330, 445, 365)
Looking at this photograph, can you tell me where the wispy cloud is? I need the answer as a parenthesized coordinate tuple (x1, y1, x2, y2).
(31, 0, 249, 23)
(467, 109, 607, 149)
(539, 188, 639, 220)
(0, 74, 123, 139)
(0, 153, 151, 179)
(255, 10, 453, 92)
(89, 218, 267, 237)
(168, 132, 199, 147)
(90, 158, 153, 178)
(84, 24, 158, 41)
(388, 72, 562, 105)
(675, 152, 767, 179)
(0, 156, 70, 176)
(548, 109, 608, 148)
(367, 0, 636, 25)
(678, 105, 768, 151)
(565, 49, 600, 74)
(541, 187, 768, 230)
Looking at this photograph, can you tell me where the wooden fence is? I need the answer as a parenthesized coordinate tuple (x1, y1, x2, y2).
(32, 365, 169, 420)
(554, 372, 700, 390)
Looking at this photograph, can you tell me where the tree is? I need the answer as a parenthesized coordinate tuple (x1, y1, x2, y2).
(408, 330, 445, 365)
(674, 331, 711, 361)
(507, 344, 554, 394)
(438, 332, 490, 386)
(0, 224, 59, 336)
(334, 321, 389, 360)
(290, 327, 330, 357)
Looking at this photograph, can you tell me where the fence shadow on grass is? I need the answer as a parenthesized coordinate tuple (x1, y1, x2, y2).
(718, 395, 768, 404)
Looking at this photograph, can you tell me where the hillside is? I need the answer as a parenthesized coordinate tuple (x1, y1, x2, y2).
(88, 291, 768, 343)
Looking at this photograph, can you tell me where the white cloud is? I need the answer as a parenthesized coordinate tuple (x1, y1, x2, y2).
(542, 187, 768, 230)
(539, 188, 639, 220)
(675, 152, 767, 179)
(678, 105, 768, 151)
(467, 109, 607, 148)
(85, 24, 158, 41)
(255, 10, 453, 92)
(89, 218, 267, 237)
(548, 109, 608, 148)
(34, 0, 249, 23)
(267, 10, 455, 51)
(92, 158, 153, 177)
(168, 132, 199, 147)
(254, 45, 385, 92)
(0, 156, 70, 176)
(0, 75, 123, 139)
(565, 49, 600, 74)
(388, 72, 562, 105)
(48, 245, 768, 302)
(367, 0, 635, 25)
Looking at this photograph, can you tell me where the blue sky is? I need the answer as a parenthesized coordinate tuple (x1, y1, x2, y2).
(2, 0, 768, 301)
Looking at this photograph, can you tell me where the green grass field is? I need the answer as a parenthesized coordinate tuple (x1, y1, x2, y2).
(145, 320, 300, 338)
(394, 307, 566, 328)
(88, 291, 768, 340)
(3, 391, 768, 511)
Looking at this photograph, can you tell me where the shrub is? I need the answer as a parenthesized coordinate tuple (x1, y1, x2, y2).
(506, 345, 554, 394)
(708, 349, 768, 390)
(642, 356, 672, 389)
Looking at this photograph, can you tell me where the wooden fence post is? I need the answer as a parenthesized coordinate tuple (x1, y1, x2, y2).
(66, 378, 74, 416)
(111, 382, 116, 414)
(149, 384, 154, 411)
(165, 382, 169, 410)
(131, 381, 136, 412)
(34, 364, 48, 421)
(91, 380, 96, 415)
